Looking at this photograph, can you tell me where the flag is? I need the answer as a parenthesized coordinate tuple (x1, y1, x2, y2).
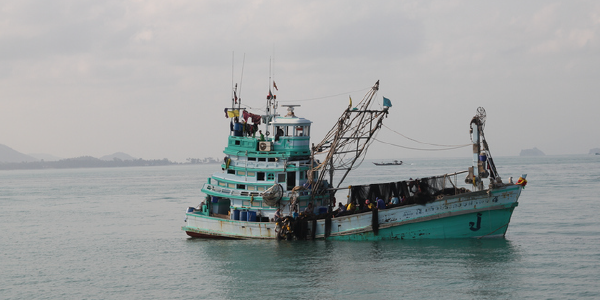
(383, 97, 392, 107)
(349, 96, 352, 108)
(227, 109, 239, 118)
(234, 90, 238, 104)
(273, 81, 278, 91)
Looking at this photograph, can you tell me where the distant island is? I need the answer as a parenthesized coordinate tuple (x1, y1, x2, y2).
(589, 148, 600, 155)
(0, 156, 221, 170)
(0, 144, 219, 170)
(520, 147, 545, 156)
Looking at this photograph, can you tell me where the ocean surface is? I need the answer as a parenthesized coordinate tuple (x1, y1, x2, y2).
(1, 155, 599, 299)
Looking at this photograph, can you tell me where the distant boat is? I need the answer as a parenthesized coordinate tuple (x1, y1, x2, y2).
(373, 160, 403, 166)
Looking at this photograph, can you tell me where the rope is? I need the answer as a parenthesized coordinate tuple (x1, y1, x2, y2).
(382, 124, 471, 148)
(374, 138, 470, 151)
(477, 222, 509, 239)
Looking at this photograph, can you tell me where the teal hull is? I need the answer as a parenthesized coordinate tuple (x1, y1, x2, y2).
(184, 185, 523, 240)
(326, 203, 518, 241)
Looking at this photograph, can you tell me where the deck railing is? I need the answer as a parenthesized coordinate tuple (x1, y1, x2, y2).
(202, 183, 313, 199)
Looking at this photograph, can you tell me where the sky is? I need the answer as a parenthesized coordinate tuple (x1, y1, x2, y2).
(1, 0, 599, 162)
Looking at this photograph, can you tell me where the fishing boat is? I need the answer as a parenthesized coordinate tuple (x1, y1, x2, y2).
(182, 81, 527, 240)
(373, 160, 403, 166)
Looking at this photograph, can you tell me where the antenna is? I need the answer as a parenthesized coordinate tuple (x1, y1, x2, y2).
(268, 56, 272, 92)
(272, 46, 275, 91)
(231, 52, 235, 108)
(238, 53, 246, 110)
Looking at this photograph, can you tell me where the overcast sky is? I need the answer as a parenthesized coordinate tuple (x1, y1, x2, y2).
(1, 0, 599, 162)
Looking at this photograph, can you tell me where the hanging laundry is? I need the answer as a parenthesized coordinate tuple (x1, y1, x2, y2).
(227, 109, 239, 118)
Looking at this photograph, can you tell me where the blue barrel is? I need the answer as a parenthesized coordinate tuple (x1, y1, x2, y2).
(211, 196, 219, 203)
(292, 212, 299, 219)
(318, 207, 327, 215)
(186, 207, 195, 213)
(247, 211, 257, 222)
(233, 122, 243, 136)
(232, 209, 240, 220)
(240, 211, 248, 221)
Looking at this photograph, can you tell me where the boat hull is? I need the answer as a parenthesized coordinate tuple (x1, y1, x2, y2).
(183, 184, 523, 240)
(326, 204, 516, 240)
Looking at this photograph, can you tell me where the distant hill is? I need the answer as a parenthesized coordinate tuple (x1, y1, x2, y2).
(589, 148, 600, 155)
(520, 147, 545, 156)
(0, 144, 39, 163)
(28, 153, 62, 161)
(0, 156, 177, 170)
(100, 152, 137, 161)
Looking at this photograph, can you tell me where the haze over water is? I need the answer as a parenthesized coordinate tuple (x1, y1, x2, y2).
(1, 155, 599, 299)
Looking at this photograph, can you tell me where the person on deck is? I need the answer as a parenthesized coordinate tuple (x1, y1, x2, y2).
(365, 199, 376, 210)
(346, 201, 356, 212)
(329, 197, 337, 213)
(400, 195, 407, 204)
(335, 202, 346, 217)
(273, 208, 282, 222)
(376, 197, 386, 210)
(304, 203, 314, 215)
(259, 130, 265, 141)
(391, 196, 400, 205)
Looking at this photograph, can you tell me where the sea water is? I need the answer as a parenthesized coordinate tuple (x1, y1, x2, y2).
(1, 155, 599, 299)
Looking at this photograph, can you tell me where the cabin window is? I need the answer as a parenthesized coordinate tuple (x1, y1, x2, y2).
(247, 172, 255, 177)
(287, 171, 296, 190)
(218, 181, 226, 187)
(243, 201, 251, 206)
(257, 172, 265, 181)
(257, 186, 265, 191)
(275, 126, 284, 138)
(267, 173, 275, 181)
(237, 171, 246, 176)
(268, 157, 276, 162)
(237, 184, 246, 189)
(258, 157, 266, 162)
(248, 186, 256, 191)
(227, 169, 235, 174)
(248, 157, 257, 161)
(295, 126, 304, 136)
(228, 183, 236, 188)
(278, 173, 286, 183)
(235, 140, 241, 145)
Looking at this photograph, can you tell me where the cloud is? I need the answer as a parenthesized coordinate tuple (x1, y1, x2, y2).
(1, 0, 600, 160)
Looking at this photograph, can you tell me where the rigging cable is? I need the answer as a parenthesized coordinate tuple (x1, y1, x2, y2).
(382, 124, 470, 148)
(374, 138, 470, 151)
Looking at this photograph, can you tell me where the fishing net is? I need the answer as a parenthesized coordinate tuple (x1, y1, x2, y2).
(348, 174, 469, 207)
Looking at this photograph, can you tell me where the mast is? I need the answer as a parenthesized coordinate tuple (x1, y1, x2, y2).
(262, 57, 279, 137)
(467, 107, 500, 191)
(230, 53, 244, 120)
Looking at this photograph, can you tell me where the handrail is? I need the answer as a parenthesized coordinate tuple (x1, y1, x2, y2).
(202, 183, 312, 199)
